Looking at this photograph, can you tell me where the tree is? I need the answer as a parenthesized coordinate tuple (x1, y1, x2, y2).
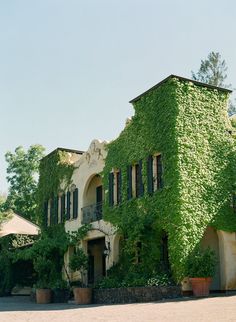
(192, 51, 235, 115)
(2, 145, 45, 222)
(228, 99, 236, 117)
(191, 52, 228, 87)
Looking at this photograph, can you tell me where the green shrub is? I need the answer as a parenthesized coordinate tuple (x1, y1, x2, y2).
(185, 247, 217, 278)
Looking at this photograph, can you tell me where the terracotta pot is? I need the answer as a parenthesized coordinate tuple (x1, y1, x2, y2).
(189, 277, 212, 297)
(73, 287, 92, 304)
(36, 288, 52, 304)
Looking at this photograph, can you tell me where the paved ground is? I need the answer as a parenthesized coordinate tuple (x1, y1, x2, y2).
(0, 295, 236, 322)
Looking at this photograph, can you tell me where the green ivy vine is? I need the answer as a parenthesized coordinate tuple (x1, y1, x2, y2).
(103, 76, 236, 281)
(37, 149, 75, 225)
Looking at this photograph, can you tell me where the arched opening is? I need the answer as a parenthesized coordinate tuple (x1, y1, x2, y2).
(82, 174, 103, 224)
(200, 227, 221, 290)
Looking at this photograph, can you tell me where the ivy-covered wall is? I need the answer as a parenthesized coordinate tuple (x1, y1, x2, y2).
(103, 76, 236, 280)
(37, 149, 75, 225)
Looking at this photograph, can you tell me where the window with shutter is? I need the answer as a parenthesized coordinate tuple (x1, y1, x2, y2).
(157, 155, 163, 189)
(60, 193, 65, 222)
(117, 170, 122, 204)
(54, 196, 59, 224)
(43, 200, 48, 227)
(138, 160, 144, 197)
(109, 172, 114, 206)
(66, 191, 71, 220)
(73, 188, 79, 219)
(50, 197, 54, 226)
(127, 165, 132, 200)
(147, 155, 154, 194)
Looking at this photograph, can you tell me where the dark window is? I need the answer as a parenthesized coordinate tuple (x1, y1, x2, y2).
(156, 155, 163, 189)
(96, 185, 103, 220)
(135, 163, 139, 197)
(127, 165, 132, 200)
(60, 193, 66, 222)
(117, 170, 122, 204)
(54, 196, 59, 224)
(137, 160, 144, 197)
(147, 155, 154, 194)
(108, 173, 114, 206)
(50, 198, 54, 226)
(73, 188, 79, 219)
(43, 200, 48, 227)
(66, 191, 71, 220)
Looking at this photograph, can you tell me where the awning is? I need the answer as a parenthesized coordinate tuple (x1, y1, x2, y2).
(0, 213, 40, 237)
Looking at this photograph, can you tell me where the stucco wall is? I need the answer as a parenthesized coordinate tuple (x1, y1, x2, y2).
(62, 140, 119, 281)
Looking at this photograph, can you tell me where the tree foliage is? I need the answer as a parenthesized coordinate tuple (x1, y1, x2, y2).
(192, 52, 228, 87)
(2, 145, 45, 222)
(192, 51, 236, 116)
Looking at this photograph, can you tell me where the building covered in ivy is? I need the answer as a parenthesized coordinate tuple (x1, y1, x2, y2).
(39, 75, 236, 292)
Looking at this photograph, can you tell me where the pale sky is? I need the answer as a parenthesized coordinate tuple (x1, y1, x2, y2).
(1, 0, 236, 193)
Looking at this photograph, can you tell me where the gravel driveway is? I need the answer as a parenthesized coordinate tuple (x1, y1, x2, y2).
(0, 295, 236, 322)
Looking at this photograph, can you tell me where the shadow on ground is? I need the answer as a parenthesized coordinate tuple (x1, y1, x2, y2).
(0, 293, 235, 312)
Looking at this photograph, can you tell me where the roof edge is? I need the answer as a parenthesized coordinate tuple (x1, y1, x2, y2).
(41, 147, 84, 161)
(129, 74, 232, 104)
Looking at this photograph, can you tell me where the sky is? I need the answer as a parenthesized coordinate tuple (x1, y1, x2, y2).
(1, 0, 236, 193)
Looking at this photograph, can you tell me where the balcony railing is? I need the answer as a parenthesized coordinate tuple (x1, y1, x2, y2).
(81, 201, 103, 224)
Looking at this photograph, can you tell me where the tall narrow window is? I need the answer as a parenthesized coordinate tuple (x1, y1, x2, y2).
(135, 163, 140, 197)
(127, 165, 132, 200)
(116, 170, 122, 204)
(73, 188, 79, 219)
(66, 191, 71, 220)
(60, 193, 66, 222)
(50, 197, 54, 226)
(147, 155, 154, 194)
(43, 200, 48, 227)
(108, 172, 114, 206)
(54, 196, 59, 224)
(137, 160, 144, 197)
(156, 155, 163, 189)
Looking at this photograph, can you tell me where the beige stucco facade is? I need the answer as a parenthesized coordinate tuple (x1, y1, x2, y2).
(182, 227, 236, 292)
(59, 140, 119, 284)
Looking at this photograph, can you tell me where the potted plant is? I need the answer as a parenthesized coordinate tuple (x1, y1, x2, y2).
(34, 257, 53, 304)
(69, 248, 92, 304)
(186, 247, 217, 297)
(51, 279, 70, 303)
(35, 281, 52, 304)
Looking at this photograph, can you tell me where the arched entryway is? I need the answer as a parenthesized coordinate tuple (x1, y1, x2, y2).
(82, 174, 103, 224)
(200, 227, 221, 290)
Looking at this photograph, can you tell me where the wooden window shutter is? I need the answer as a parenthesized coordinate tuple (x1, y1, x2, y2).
(108, 172, 114, 206)
(117, 170, 122, 204)
(54, 196, 59, 224)
(147, 155, 154, 194)
(138, 160, 144, 197)
(60, 193, 65, 222)
(50, 197, 54, 226)
(73, 188, 79, 219)
(43, 200, 48, 227)
(66, 191, 71, 220)
(127, 165, 132, 200)
(157, 155, 163, 189)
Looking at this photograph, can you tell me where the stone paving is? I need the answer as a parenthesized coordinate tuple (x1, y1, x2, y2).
(0, 295, 236, 322)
